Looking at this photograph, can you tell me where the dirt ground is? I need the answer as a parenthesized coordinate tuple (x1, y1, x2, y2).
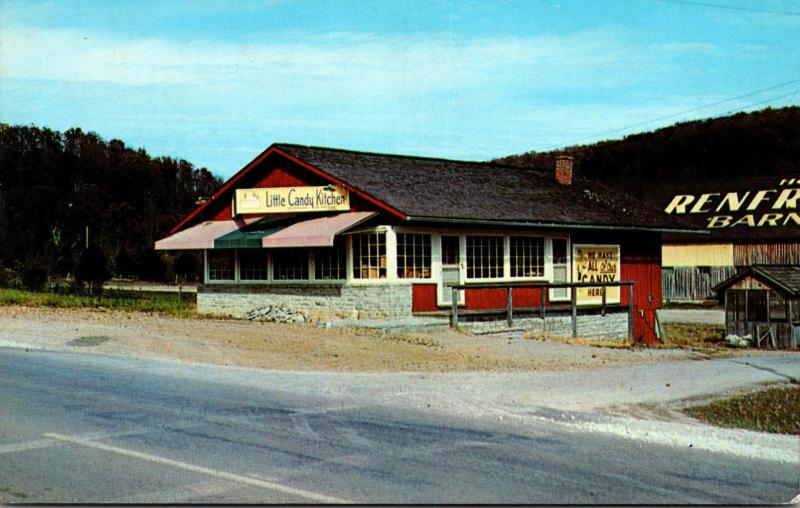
(0, 305, 777, 372)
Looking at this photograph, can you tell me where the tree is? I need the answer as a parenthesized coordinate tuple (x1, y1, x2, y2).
(136, 248, 167, 281)
(75, 245, 110, 294)
(173, 252, 199, 282)
(114, 249, 136, 278)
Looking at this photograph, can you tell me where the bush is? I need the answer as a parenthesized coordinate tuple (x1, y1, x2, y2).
(75, 245, 111, 294)
(21, 266, 48, 292)
(136, 248, 167, 281)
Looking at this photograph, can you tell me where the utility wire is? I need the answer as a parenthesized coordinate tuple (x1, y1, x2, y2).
(537, 77, 800, 150)
(654, 0, 800, 17)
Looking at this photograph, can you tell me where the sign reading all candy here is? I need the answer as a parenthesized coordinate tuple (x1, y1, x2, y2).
(572, 245, 621, 305)
(235, 185, 350, 214)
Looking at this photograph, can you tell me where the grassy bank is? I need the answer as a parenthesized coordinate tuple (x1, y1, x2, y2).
(0, 288, 196, 318)
(685, 385, 800, 435)
(662, 323, 724, 349)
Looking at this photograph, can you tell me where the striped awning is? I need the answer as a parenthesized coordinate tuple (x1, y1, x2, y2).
(154, 218, 261, 250)
(155, 212, 375, 250)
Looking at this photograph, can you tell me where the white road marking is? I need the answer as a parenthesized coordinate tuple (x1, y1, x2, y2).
(0, 429, 144, 455)
(0, 438, 61, 454)
(44, 432, 352, 504)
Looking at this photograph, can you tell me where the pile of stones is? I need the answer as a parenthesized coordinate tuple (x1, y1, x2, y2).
(244, 305, 308, 324)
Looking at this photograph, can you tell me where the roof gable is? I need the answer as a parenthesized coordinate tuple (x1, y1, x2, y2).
(714, 265, 800, 297)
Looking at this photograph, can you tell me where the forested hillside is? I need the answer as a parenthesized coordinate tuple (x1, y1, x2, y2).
(0, 124, 222, 283)
(496, 106, 800, 196)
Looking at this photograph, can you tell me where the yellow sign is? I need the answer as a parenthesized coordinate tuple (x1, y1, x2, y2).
(235, 185, 350, 214)
(573, 245, 620, 305)
(663, 177, 800, 229)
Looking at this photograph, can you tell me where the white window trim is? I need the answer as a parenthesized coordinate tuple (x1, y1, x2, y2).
(548, 236, 572, 302)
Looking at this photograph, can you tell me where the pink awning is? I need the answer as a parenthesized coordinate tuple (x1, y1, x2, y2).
(262, 211, 376, 248)
(154, 218, 260, 250)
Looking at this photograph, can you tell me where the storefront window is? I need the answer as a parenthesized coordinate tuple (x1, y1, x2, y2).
(397, 233, 431, 279)
(466, 236, 503, 279)
(239, 250, 268, 281)
(273, 249, 308, 280)
(315, 238, 347, 280)
(352, 232, 386, 279)
(207, 250, 235, 281)
(510, 236, 544, 278)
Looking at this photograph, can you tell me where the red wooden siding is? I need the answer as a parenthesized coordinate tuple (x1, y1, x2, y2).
(198, 158, 379, 222)
(412, 284, 438, 312)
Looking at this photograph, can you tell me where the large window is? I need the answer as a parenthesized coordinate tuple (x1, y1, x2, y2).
(272, 249, 308, 280)
(239, 250, 269, 281)
(466, 236, 503, 279)
(315, 238, 347, 280)
(352, 233, 386, 279)
(207, 250, 235, 281)
(510, 236, 544, 278)
(397, 233, 431, 279)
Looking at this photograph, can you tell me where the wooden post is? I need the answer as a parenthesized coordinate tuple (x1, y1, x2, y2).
(571, 285, 577, 338)
(628, 284, 634, 340)
(506, 287, 513, 327)
(540, 287, 546, 334)
(450, 287, 459, 328)
(601, 286, 606, 316)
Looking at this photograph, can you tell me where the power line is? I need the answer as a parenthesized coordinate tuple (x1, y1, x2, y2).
(654, 0, 800, 17)
(537, 77, 800, 150)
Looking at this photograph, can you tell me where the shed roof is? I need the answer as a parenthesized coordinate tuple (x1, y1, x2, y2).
(713, 265, 800, 298)
(274, 144, 698, 232)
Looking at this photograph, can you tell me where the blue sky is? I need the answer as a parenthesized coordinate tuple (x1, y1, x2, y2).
(1, 0, 798, 178)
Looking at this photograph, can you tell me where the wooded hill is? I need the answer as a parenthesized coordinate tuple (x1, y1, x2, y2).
(495, 106, 800, 197)
(0, 124, 222, 282)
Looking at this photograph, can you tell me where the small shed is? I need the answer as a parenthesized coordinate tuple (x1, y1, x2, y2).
(714, 265, 800, 349)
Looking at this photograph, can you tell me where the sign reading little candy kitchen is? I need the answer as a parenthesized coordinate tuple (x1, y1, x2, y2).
(235, 186, 350, 214)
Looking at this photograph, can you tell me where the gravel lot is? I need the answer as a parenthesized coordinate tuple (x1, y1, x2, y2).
(0, 305, 717, 373)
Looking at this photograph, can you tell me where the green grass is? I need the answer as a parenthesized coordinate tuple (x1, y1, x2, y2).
(0, 287, 197, 318)
(684, 385, 800, 435)
(662, 323, 724, 349)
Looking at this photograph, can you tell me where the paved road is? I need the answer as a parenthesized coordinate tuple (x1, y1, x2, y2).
(1, 348, 797, 504)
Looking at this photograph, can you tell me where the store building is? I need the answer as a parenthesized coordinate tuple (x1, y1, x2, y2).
(156, 144, 698, 343)
(658, 176, 800, 302)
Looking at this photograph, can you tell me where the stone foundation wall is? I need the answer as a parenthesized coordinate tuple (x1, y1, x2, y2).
(463, 311, 630, 341)
(197, 283, 412, 320)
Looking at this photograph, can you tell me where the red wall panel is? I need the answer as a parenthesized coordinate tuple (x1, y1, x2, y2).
(412, 284, 438, 312)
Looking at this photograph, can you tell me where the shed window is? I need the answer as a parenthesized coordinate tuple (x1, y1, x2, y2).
(352, 232, 386, 279)
(397, 233, 431, 279)
(208, 250, 235, 281)
(315, 238, 347, 280)
(273, 249, 308, 280)
(510, 236, 544, 278)
(466, 236, 503, 279)
(239, 250, 268, 281)
(769, 291, 787, 322)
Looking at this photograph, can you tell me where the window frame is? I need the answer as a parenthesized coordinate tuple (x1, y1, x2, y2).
(396, 232, 432, 280)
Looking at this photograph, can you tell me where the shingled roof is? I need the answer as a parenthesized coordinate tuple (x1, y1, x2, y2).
(714, 265, 800, 298)
(275, 144, 698, 232)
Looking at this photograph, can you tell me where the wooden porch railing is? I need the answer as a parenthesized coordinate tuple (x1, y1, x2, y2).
(449, 281, 636, 339)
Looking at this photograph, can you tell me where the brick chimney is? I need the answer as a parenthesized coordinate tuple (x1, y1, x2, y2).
(555, 155, 574, 186)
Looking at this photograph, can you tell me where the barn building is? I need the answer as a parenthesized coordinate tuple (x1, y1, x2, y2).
(155, 144, 698, 343)
(657, 176, 800, 302)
